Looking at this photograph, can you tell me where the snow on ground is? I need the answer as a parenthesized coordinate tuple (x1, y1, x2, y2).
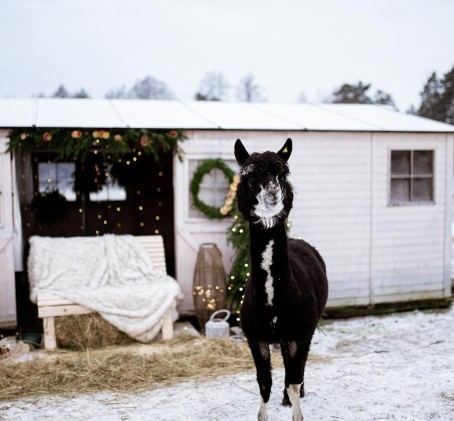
(1, 306, 454, 420)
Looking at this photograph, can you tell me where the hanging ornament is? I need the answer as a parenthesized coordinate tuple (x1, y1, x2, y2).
(71, 130, 83, 139)
(140, 135, 149, 147)
(114, 134, 122, 142)
(42, 132, 52, 142)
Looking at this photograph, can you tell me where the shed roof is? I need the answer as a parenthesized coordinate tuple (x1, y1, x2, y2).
(0, 98, 453, 132)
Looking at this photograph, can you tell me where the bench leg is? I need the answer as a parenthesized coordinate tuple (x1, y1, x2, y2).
(43, 317, 57, 350)
(161, 303, 174, 340)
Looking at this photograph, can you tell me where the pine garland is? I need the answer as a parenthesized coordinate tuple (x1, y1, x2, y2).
(7, 128, 185, 162)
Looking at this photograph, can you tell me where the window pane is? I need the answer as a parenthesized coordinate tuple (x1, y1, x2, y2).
(38, 163, 57, 183)
(391, 151, 410, 175)
(413, 151, 433, 175)
(57, 163, 75, 181)
(391, 178, 410, 203)
(413, 178, 433, 201)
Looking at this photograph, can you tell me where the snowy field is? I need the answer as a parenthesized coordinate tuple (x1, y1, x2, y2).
(1, 305, 453, 421)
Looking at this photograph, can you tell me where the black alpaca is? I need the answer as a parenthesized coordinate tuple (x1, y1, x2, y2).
(235, 138, 328, 421)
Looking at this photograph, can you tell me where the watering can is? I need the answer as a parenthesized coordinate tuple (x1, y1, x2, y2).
(205, 309, 231, 339)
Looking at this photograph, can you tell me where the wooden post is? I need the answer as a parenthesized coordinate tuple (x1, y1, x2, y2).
(43, 317, 57, 350)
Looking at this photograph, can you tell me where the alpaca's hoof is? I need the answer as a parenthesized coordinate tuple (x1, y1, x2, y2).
(282, 395, 291, 407)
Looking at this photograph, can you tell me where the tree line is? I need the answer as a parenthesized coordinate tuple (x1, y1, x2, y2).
(42, 65, 454, 124)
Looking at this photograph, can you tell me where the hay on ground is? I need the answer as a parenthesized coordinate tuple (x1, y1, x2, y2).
(0, 335, 272, 401)
(55, 313, 136, 350)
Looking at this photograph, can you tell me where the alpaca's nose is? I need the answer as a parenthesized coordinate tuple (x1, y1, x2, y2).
(267, 181, 279, 195)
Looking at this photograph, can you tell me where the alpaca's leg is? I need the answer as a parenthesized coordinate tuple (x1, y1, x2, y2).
(280, 340, 310, 420)
(248, 341, 272, 421)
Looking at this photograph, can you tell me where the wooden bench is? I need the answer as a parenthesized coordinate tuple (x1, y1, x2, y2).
(37, 235, 175, 350)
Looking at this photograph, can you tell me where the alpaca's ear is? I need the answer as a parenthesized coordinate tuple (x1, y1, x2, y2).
(277, 138, 292, 161)
(234, 139, 250, 166)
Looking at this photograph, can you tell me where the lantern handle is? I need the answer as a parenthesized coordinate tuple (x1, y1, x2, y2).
(209, 309, 231, 322)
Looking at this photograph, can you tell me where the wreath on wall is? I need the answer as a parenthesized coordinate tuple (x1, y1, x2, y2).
(190, 158, 238, 219)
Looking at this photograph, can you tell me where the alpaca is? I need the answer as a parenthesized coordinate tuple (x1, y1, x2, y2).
(234, 138, 328, 421)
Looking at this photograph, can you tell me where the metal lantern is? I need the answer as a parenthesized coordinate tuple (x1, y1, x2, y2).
(205, 309, 231, 339)
(192, 243, 227, 327)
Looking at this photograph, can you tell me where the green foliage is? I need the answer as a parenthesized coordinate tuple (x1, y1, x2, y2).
(417, 67, 454, 124)
(7, 128, 185, 163)
(30, 189, 68, 226)
(226, 213, 251, 314)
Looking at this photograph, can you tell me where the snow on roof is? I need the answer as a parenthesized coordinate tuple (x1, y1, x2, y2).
(0, 98, 453, 132)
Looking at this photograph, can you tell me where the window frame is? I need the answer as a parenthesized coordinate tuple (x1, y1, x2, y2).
(388, 149, 435, 206)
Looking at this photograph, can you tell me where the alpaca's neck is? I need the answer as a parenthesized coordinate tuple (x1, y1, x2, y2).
(249, 223, 289, 305)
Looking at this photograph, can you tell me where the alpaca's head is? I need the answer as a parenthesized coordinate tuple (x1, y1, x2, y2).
(234, 138, 294, 229)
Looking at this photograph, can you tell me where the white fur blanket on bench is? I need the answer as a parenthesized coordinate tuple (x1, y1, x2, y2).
(28, 235, 182, 342)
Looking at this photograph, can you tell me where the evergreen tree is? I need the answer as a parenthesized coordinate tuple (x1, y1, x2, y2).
(442, 67, 454, 124)
(331, 81, 373, 104)
(373, 90, 396, 108)
(417, 72, 445, 121)
(52, 85, 70, 98)
(330, 81, 396, 107)
(226, 212, 250, 318)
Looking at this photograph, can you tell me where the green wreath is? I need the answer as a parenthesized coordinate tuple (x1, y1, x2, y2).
(191, 159, 235, 219)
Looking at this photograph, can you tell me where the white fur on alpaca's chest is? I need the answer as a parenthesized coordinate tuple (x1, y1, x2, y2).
(261, 239, 275, 306)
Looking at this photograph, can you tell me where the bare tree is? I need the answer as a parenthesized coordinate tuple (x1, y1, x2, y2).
(105, 76, 174, 100)
(297, 92, 308, 103)
(129, 75, 174, 100)
(105, 85, 129, 99)
(236, 74, 265, 102)
(194, 72, 230, 101)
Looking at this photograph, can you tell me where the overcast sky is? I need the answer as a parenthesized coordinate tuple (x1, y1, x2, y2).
(1, 0, 453, 111)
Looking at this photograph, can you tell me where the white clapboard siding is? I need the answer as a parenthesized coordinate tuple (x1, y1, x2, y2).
(289, 132, 373, 307)
(174, 130, 452, 312)
(371, 134, 448, 302)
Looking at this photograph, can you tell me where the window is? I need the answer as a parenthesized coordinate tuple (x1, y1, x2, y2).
(38, 162, 76, 201)
(38, 162, 126, 202)
(390, 150, 434, 204)
(89, 164, 126, 202)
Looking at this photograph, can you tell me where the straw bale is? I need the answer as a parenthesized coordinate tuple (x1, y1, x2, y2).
(55, 314, 135, 350)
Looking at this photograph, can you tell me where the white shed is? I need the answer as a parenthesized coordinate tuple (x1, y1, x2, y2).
(0, 99, 453, 325)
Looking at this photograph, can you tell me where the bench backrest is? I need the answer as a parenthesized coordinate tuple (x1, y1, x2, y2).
(135, 235, 167, 273)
